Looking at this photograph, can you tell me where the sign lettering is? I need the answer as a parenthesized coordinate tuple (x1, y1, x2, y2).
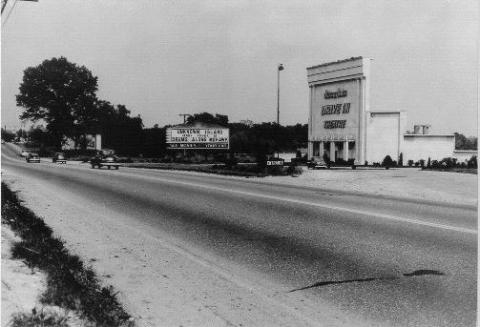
(324, 89, 347, 99)
(321, 103, 351, 115)
(324, 120, 346, 129)
(166, 127, 229, 149)
(266, 160, 284, 166)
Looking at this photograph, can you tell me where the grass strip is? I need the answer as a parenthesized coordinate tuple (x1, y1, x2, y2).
(1, 182, 134, 327)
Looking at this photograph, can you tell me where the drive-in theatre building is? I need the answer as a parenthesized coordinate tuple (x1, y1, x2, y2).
(307, 57, 455, 164)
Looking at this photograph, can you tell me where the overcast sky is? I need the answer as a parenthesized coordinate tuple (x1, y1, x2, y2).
(2, 0, 478, 135)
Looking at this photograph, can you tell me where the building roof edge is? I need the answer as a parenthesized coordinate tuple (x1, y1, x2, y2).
(307, 56, 364, 70)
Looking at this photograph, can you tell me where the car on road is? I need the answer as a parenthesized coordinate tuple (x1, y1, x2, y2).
(90, 155, 120, 170)
(307, 160, 329, 169)
(52, 153, 67, 164)
(26, 153, 40, 163)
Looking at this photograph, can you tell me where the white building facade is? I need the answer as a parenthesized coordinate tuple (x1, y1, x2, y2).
(307, 57, 455, 164)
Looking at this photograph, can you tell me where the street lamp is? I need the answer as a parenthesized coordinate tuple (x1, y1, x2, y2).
(276, 63, 284, 125)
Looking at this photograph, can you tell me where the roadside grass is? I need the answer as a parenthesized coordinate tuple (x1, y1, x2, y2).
(1, 182, 134, 327)
(10, 308, 69, 327)
(122, 162, 303, 177)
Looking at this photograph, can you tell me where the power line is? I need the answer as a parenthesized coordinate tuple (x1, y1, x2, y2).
(1, 0, 9, 14)
(2, 0, 18, 27)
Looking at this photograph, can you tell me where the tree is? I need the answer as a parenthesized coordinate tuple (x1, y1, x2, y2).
(454, 132, 477, 150)
(16, 57, 99, 148)
(1, 128, 15, 142)
(94, 102, 144, 156)
(186, 112, 229, 126)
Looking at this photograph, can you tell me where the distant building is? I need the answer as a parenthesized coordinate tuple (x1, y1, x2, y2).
(307, 57, 455, 164)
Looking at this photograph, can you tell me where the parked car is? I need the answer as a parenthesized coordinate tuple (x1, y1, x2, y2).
(90, 155, 120, 170)
(52, 152, 67, 164)
(26, 153, 40, 163)
(307, 159, 329, 169)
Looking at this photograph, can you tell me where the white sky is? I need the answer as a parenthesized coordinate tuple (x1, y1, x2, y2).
(1, 0, 478, 135)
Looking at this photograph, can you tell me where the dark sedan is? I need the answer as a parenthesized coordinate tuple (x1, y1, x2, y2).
(26, 153, 40, 163)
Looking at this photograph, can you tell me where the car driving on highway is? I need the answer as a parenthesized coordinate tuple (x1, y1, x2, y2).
(52, 152, 67, 164)
(90, 154, 120, 170)
(26, 153, 40, 163)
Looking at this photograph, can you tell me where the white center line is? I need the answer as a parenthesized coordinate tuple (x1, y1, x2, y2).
(118, 170, 478, 235)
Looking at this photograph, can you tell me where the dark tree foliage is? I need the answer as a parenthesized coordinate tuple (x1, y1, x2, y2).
(454, 132, 477, 150)
(186, 112, 229, 126)
(138, 114, 308, 160)
(382, 155, 394, 168)
(142, 127, 167, 157)
(1, 129, 16, 142)
(16, 57, 99, 148)
(229, 122, 307, 154)
(95, 102, 144, 156)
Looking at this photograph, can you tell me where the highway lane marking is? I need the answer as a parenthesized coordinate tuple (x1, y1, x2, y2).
(3, 150, 476, 235)
(114, 171, 478, 235)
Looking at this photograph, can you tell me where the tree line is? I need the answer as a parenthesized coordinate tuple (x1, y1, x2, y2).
(12, 57, 306, 157)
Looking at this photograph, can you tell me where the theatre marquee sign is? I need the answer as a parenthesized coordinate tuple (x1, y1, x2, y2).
(311, 81, 359, 141)
(166, 127, 229, 149)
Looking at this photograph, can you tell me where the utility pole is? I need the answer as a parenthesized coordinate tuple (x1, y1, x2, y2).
(179, 113, 191, 124)
(277, 64, 284, 125)
(178, 114, 191, 158)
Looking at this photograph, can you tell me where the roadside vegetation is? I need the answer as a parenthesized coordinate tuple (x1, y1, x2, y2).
(1, 183, 134, 327)
(10, 308, 70, 327)
(421, 156, 477, 174)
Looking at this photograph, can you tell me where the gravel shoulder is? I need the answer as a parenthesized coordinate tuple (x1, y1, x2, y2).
(144, 166, 476, 207)
(258, 167, 477, 207)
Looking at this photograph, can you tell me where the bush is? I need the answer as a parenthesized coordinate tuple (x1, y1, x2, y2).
(408, 160, 414, 167)
(286, 164, 302, 176)
(11, 308, 69, 327)
(439, 157, 456, 168)
(467, 155, 477, 168)
(322, 152, 330, 165)
(382, 155, 394, 169)
(224, 155, 238, 168)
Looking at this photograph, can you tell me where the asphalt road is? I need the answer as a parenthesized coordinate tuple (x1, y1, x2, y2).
(2, 144, 477, 327)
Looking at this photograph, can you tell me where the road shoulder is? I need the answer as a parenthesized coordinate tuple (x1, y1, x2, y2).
(2, 169, 372, 327)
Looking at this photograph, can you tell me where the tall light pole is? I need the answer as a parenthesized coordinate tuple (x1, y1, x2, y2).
(179, 113, 191, 124)
(276, 63, 284, 125)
